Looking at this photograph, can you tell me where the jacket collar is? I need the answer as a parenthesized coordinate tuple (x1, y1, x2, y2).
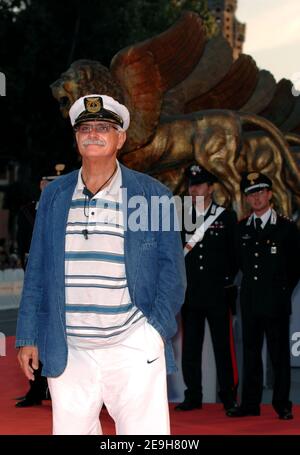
(246, 209, 277, 240)
(205, 201, 217, 219)
(52, 163, 145, 196)
(246, 208, 277, 227)
(119, 164, 147, 298)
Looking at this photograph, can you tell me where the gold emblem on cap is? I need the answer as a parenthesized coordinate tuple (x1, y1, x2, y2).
(86, 97, 102, 113)
(247, 172, 259, 185)
(190, 165, 201, 174)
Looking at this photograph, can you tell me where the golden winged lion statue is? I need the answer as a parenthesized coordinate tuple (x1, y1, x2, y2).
(51, 12, 300, 220)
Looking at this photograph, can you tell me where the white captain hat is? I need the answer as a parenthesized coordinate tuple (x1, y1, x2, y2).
(69, 94, 130, 131)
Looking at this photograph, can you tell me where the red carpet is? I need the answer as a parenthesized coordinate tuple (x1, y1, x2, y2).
(1, 337, 299, 435)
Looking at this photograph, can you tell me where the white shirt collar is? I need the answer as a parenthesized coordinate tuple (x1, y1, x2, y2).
(254, 207, 272, 229)
(76, 160, 122, 197)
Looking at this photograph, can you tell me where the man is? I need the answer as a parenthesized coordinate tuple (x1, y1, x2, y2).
(17, 168, 64, 269)
(15, 169, 64, 407)
(16, 94, 186, 435)
(175, 163, 238, 415)
(229, 172, 300, 419)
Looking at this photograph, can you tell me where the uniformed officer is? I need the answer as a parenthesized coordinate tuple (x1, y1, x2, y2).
(15, 165, 65, 407)
(175, 163, 239, 415)
(228, 171, 300, 419)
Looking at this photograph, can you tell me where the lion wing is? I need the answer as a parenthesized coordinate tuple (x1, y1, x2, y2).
(110, 11, 206, 152)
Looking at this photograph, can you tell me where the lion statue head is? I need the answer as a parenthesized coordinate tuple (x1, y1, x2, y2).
(50, 59, 124, 119)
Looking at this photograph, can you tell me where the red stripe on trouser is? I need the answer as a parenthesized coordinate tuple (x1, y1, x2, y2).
(229, 309, 239, 388)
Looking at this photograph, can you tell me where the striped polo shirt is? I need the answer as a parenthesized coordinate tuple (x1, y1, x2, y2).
(65, 161, 145, 349)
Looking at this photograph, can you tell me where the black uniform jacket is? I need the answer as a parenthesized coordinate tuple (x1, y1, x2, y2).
(183, 202, 238, 313)
(238, 211, 300, 316)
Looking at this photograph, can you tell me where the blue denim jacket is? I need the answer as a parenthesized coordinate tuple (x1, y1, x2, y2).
(15, 164, 186, 376)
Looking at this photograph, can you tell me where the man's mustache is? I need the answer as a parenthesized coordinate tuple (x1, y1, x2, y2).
(82, 139, 106, 146)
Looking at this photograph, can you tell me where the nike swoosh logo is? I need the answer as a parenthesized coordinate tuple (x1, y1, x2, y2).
(147, 357, 159, 364)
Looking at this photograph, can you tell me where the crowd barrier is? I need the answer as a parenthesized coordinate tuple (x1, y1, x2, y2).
(0, 268, 24, 310)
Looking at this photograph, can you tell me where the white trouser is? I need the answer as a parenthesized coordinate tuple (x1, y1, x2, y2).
(47, 320, 170, 435)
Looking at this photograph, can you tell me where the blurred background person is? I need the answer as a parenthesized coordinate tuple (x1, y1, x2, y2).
(15, 164, 65, 407)
(228, 172, 300, 420)
(176, 163, 239, 416)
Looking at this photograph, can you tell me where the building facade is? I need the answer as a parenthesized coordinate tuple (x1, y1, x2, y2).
(207, 0, 246, 60)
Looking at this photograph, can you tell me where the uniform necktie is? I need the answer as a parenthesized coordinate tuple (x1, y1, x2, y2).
(255, 217, 262, 232)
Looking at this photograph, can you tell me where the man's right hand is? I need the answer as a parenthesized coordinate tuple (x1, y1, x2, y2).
(17, 346, 39, 381)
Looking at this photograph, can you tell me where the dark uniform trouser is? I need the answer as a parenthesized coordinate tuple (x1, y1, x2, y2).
(241, 311, 291, 413)
(181, 306, 237, 407)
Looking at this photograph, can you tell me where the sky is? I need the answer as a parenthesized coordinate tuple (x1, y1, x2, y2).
(236, 0, 300, 85)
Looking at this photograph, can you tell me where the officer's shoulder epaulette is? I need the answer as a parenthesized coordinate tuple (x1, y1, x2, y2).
(278, 213, 294, 223)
